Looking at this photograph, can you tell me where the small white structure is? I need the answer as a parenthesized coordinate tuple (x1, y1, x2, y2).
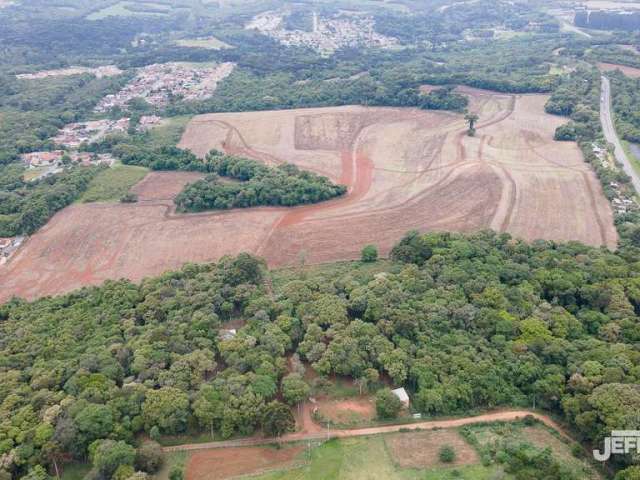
(219, 329, 237, 341)
(391, 387, 410, 408)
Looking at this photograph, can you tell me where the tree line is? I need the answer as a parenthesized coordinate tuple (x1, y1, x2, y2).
(0, 164, 100, 237)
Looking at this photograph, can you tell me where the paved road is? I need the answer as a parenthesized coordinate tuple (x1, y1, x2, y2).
(163, 409, 569, 453)
(600, 76, 640, 193)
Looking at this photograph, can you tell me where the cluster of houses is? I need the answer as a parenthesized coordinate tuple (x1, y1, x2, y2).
(592, 143, 638, 215)
(51, 115, 163, 148)
(21, 150, 115, 175)
(610, 182, 636, 215)
(0, 237, 24, 266)
(16, 65, 122, 80)
(52, 118, 130, 148)
(94, 62, 235, 112)
(246, 11, 399, 56)
(21, 151, 65, 168)
(137, 115, 163, 131)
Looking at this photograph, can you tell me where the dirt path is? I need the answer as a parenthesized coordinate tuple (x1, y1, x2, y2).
(163, 409, 571, 453)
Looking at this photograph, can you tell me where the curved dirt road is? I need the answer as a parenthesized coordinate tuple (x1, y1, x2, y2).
(163, 409, 570, 453)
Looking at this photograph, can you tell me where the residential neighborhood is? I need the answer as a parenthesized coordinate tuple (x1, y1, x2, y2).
(137, 114, 163, 131)
(16, 65, 122, 80)
(246, 10, 399, 56)
(592, 142, 638, 216)
(95, 61, 235, 112)
(52, 118, 130, 148)
(20, 150, 115, 182)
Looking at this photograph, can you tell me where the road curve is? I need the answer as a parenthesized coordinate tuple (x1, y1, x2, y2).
(163, 409, 570, 453)
(600, 76, 640, 193)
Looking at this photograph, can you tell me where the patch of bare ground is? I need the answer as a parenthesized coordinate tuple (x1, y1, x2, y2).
(316, 397, 376, 425)
(131, 171, 204, 200)
(598, 62, 640, 78)
(0, 91, 618, 301)
(385, 429, 479, 468)
(186, 445, 305, 480)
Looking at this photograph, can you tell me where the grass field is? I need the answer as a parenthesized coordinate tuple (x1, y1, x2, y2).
(79, 164, 148, 203)
(87, 2, 166, 20)
(22, 167, 47, 182)
(176, 37, 232, 50)
(60, 463, 91, 480)
(252, 436, 504, 480)
(622, 140, 640, 178)
(147, 115, 192, 148)
(156, 451, 187, 480)
(462, 422, 601, 480)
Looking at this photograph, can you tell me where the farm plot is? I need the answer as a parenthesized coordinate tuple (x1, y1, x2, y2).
(598, 62, 640, 78)
(180, 92, 616, 266)
(0, 91, 617, 301)
(385, 429, 480, 469)
(185, 445, 306, 480)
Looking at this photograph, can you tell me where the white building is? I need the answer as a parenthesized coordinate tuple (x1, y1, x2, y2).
(391, 387, 410, 408)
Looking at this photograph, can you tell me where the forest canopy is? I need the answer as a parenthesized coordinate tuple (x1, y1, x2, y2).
(2, 231, 640, 478)
(174, 151, 347, 211)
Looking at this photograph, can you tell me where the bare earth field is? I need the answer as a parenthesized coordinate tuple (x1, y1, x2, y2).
(598, 62, 640, 78)
(385, 429, 479, 468)
(0, 90, 617, 301)
(185, 445, 305, 480)
(316, 397, 376, 425)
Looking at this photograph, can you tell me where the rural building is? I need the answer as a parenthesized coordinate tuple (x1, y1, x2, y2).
(138, 115, 162, 131)
(219, 329, 237, 341)
(21, 151, 64, 168)
(392, 387, 410, 408)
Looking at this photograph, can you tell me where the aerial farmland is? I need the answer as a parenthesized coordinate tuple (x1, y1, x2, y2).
(0, 88, 617, 301)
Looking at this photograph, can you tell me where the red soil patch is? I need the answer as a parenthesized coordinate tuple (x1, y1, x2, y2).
(186, 445, 304, 480)
(0, 96, 618, 301)
(131, 171, 204, 200)
(316, 397, 376, 425)
(598, 62, 640, 78)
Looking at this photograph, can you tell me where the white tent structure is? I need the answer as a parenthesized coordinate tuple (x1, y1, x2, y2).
(391, 387, 410, 408)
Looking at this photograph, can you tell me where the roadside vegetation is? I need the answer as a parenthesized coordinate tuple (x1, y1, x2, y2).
(545, 64, 640, 248)
(608, 71, 640, 144)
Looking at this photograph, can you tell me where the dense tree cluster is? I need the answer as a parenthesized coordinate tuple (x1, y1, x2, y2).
(588, 43, 640, 70)
(0, 74, 131, 165)
(1, 231, 640, 477)
(0, 165, 100, 236)
(545, 67, 601, 142)
(575, 10, 640, 31)
(114, 145, 204, 172)
(609, 71, 640, 143)
(374, 0, 544, 45)
(174, 151, 347, 211)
